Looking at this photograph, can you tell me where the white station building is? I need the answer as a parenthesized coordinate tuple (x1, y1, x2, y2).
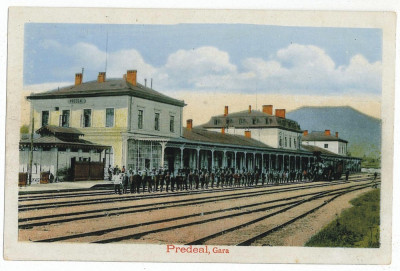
(302, 130, 348, 156)
(20, 69, 362, 182)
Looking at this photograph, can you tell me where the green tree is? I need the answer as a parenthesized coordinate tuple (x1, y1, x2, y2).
(20, 124, 29, 134)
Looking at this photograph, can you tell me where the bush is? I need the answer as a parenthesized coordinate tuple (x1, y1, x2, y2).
(56, 167, 73, 182)
(20, 124, 29, 134)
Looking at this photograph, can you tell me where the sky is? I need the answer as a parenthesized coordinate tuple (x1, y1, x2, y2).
(21, 23, 383, 123)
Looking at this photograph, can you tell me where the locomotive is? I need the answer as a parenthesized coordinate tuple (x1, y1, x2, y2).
(311, 151, 344, 181)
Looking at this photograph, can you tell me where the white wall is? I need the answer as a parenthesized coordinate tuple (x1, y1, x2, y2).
(303, 140, 347, 155)
(19, 147, 102, 175)
(129, 96, 182, 138)
(209, 127, 301, 149)
(338, 141, 348, 155)
(31, 96, 129, 129)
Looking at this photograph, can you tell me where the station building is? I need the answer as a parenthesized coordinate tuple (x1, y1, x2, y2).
(302, 130, 348, 156)
(201, 105, 302, 150)
(20, 69, 361, 180)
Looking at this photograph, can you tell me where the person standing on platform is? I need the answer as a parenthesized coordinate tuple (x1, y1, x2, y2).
(107, 165, 112, 181)
(188, 170, 194, 190)
(122, 172, 129, 194)
(130, 170, 136, 194)
(171, 172, 176, 192)
(165, 171, 171, 192)
(210, 170, 215, 188)
(141, 170, 146, 193)
(113, 172, 122, 195)
(160, 169, 165, 192)
(194, 170, 200, 190)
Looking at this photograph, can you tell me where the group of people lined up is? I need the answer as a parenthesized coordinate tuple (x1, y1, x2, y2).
(108, 165, 318, 195)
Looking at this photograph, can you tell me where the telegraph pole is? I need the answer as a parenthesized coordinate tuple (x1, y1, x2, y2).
(28, 104, 34, 186)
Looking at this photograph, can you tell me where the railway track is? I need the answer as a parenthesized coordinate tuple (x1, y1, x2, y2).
(18, 173, 370, 201)
(189, 184, 375, 246)
(19, 178, 373, 212)
(19, 180, 359, 228)
(18, 181, 318, 203)
(93, 182, 376, 244)
(33, 189, 326, 242)
(25, 180, 377, 243)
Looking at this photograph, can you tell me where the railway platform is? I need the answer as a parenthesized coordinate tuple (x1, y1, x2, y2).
(18, 180, 113, 194)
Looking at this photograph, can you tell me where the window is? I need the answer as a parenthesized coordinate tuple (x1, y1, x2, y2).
(289, 137, 292, 148)
(214, 119, 220, 125)
(83, 109, 91, 127)
(279, 137, 282, 147)
(285, 137, 287, 147)
(61, 110, 70, 127)
(324, 143, 328, 148)
(138, 110, 143, 129)
(252, 118, 257, 125)
(294, 139, 297, 149)
(170, 115, 175, 132)
(154, 113, 160, 131)
(106, 108, 114, 127)
(239, 118, 246, 124)
(41, 111, 49, 126)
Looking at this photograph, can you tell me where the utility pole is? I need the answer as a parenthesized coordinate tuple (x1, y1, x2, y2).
(28, 104, 34, 186)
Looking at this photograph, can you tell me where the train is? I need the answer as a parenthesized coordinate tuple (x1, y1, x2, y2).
(311, 151, 344, 182)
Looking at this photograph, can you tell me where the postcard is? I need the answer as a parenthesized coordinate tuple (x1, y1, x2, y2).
(4, 7, 396, 264)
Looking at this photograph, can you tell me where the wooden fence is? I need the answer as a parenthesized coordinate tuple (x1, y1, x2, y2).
(71, 160, 105, 181)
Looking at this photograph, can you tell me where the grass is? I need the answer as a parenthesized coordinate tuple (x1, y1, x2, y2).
(305, 188, 380, 248)
(361, 157, 381, 169)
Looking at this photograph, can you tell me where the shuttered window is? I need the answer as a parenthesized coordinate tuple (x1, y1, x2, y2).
(41, 111, 49, 127)
(106, 108, 114, 127)
(138, 110, 143, 129)
(83, 109, 91, 127)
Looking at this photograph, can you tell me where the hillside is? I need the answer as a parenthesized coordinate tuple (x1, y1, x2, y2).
(286, 106, 381, 158)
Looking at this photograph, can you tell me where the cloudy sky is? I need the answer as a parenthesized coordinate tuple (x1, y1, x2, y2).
(22, 23, 382, 123)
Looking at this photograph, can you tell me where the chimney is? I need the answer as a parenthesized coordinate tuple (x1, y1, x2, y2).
(75, 73, 83, 85)
(221, 127, 225, 134)
(275, 109, 286, 119)
(224, 106, 229, 116)
(303, 130, 308, 136)
(97, 72, 106, 83)
(187, 119, 193, 130)
(324, 129, 331, 136)
(262, 105, 273, 115)
(244, 130, 251, 138)
(126, 70, 137, 86)
(248, 105, 252, 113)
(335, 132, 339, 138)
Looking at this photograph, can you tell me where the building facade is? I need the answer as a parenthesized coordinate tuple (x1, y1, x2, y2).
(19, 125, 109, 182)
(201, 105, 303, 150)
(302, 130, 348, 156)
(27, 70, 185, 169)
(22, 69, 361, 180)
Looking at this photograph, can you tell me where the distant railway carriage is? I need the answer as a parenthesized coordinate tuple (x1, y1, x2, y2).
(311, 151, 344, 181)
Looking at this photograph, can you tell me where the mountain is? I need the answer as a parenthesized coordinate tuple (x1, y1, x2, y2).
(286, 106, 381, 158)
